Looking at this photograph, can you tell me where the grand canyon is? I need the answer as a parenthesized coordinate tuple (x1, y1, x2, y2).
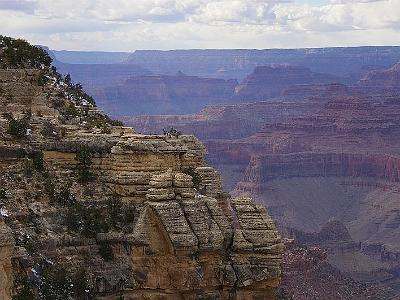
(55, 46, 400, 298)
(1, 15, 400, 300)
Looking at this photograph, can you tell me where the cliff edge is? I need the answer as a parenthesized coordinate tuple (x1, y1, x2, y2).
(0, 36, 283, 299)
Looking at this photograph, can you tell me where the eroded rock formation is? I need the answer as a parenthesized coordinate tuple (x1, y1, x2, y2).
(0, 37, 283, 299)
(234, 65, 340, 101)
(94, 73, 238, 116)
(122, 62, 400, 294)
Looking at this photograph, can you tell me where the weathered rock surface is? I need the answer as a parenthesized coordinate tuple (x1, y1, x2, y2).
(0, 39, 283, 299)
(122, 62, 400, 295)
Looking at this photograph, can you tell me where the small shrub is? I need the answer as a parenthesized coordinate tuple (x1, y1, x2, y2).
(65, 103, 80, 118)
(7, 117, 29, 138)
(100, 125, 112, 134)
(0, 188, 7, 207)
(2, 112, 13, 120)
(106, 194, 135, 229)
(183, 167, 201, 191)
(23, 159, 34, 177)
(0, 188, 6, 200)
(41, 121, 58, 137)
(75, 146, 95, 183)
(65, 203, 82, 232)
(64, 74, 71, 85)
(107, 194, 124, 228)
(12, 283, 35, 300)
(54, 183, 76, 206)
(51, 97, 64, 109)
(123, 206, 136, 225)
(65, 202, 109, 238)
(15, 233, 38, 255)
(39, 265, 74, 300)
(276, 287, 292, 300)
(37, 71, 48, 86)
(98, 241, 114, 261)
(29, 151, 45, 171)
(73, 269, 95, 300)
(109, 119, 124, 126)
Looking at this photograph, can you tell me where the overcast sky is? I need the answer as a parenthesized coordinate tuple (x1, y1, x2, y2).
(0, 0, 399, 51)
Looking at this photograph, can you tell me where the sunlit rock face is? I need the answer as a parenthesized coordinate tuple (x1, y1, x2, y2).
(0, 37, 283, 299)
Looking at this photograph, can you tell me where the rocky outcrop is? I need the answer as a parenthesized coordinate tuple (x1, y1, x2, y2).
(358, 63, 400, 88)
(0, 38, 283, 299)
(287, 221, 359, 254)
(111, 59, 400, 296)
(281, 242, 394, 300)
(117, 194, 283, 299)
(234, 65, 339, 101)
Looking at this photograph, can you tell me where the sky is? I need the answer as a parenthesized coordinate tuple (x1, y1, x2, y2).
(0, 0, 399, 51)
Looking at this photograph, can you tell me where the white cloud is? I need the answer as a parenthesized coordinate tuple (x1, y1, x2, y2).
(0, 0, 399, 50)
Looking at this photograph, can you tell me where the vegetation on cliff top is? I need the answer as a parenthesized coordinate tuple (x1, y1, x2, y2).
(0, 35, 51, 69)
(0, 35, 124, 138)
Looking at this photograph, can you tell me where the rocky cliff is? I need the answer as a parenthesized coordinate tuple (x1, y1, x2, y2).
(126, 47, 400, 80)
(123, 99, 321, 140)
(234, 66, 340, 101)
(0, 36, 283, 299)
(121, 62, 400, 295)
(95, 73, 238, 116)
(358, 62, 400, 89)
(280, 241, 394, 300)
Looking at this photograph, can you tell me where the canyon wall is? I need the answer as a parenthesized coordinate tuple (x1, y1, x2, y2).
(234, 66, 340, 101)
(95, 73, 238, 116)
(0, 40, 283, 299)
(122, 64, 400, 294)
(126, 47, 400, 79)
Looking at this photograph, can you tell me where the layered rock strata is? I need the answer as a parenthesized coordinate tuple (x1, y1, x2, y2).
(95, 73, 238, 116)
(0, 40, 283, 299)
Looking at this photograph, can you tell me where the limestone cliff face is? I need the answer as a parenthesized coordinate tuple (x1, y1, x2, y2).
(0, 38, 283, 299)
